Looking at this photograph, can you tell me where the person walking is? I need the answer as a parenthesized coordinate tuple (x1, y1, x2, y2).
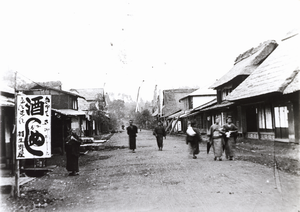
(186, 120, 202, 159)
(153, 121, 166, 151)
(208, 116, 224, 161)
(65, 128, 82, 176)
(126, 120, 138, 153)
(222, 116, 238, 160)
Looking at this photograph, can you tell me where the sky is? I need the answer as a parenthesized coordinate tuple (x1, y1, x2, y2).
(1, 0, 300, 102)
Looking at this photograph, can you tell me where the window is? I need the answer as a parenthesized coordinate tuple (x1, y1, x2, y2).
(188, 97, 193, 109)
(265, 107, 272, 129)
(221, 87, 232, 101)
(72, 98, 78, 110)
(274, 106, 288, 128)
(258, 105, 272, 129)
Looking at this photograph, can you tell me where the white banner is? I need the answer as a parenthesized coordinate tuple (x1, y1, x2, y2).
(16, 95, 51, 159)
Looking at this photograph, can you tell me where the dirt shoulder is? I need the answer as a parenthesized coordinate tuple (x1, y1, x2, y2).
(235, 137, 300, 175)
(1, 130, 300, 212)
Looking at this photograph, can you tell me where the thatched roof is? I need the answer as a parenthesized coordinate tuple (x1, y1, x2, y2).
(70, 88, 105, 111)
(52, 108, 86, 116)
(201, 100, 235, 111)
(178, 87, 216, 101)
(77, 97, 90, 111)
(162, 88, 198, 117)
(193, 98, 217, 111)
(283, 71, 299, 94)
(18, 81, 84, 99)
(69, 88, 104, 101)
(19, 81, 62, 90)
(227, 30, 300, 101)
(0, 95, 14, 107)
(1, 84, 14, 94)
(166, 110, 184, 119)
(185, 98, 217, 118)
(210, 40, 278, 89)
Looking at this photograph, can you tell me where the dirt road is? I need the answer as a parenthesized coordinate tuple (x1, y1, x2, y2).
(2, 130, 300, 212)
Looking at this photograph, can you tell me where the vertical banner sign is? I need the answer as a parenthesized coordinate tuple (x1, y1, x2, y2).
(16, 95, 51, 159)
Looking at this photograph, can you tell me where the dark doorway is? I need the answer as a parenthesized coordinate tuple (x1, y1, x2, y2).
(246, 106, 257, 132)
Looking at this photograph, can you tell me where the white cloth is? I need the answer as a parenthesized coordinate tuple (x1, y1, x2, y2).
(186, 126, 196, 136)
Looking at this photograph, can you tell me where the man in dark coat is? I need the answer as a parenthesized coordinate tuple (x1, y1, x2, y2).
(126, 120, 138, 153)
(153, 121, 166, 151)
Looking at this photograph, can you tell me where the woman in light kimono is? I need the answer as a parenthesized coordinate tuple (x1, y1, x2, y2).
(222, 116, 238, 160)
(186, 120, 202, 159)
(208, 116, 224, 161)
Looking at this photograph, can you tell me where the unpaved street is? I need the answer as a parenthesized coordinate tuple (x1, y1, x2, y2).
(3, 130, 300, 212)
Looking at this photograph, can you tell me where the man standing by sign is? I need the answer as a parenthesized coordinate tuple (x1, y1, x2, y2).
(16, 95, 51, 159)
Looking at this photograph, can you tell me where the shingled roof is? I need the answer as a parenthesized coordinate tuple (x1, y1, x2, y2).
(210, 40, 278, 89)
(227, 30, 300, 101)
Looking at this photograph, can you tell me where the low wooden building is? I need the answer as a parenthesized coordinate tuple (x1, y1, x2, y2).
(0, 85, 15, 171)
(178, 88, 216, 133)
(227, 30, 300, 143)
(70, 88, 109, 135)
(162, 88, 198, 117)
(19, 82, 86, 154)
(207, 40, 278, 129)
(161, 88, 197, 133)
(184, 98, 217, 134)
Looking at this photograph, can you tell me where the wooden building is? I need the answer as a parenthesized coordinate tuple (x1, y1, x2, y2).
(178, 88, 216, 133)
(70, 88, 109, 135)
(19, 82, 86, 154)
(206, 40, 278, 129)
(227, 30, 300, 143)
(0, 85, 15, 171)
(161, 88, 197, 133)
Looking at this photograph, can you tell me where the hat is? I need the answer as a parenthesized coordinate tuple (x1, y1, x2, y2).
(226, 116, 232, 120)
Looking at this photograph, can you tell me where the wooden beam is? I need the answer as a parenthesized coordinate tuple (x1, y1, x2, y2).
(169, 118, 179, 135)
(165, 117, 175, 132)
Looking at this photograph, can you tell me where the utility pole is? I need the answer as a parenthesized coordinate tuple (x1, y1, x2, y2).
(135, 80, 144, 112)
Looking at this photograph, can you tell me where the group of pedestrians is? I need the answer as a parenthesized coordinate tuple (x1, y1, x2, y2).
(208, 116, 238, 161)
(186, 115, 238, 161)
(209, 117, 237, 160)
(126, 119, 166, 152)
(64, 116, 237, 176)
(126, 116, 238, 162)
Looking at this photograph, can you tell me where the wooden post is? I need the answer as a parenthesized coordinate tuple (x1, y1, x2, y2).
(11, 125, 16, 197)
(14, 71, 20, 198)
(62, 118, 65, 155)
(14, 160, 20, 197)
(256, 106, 261, 140)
